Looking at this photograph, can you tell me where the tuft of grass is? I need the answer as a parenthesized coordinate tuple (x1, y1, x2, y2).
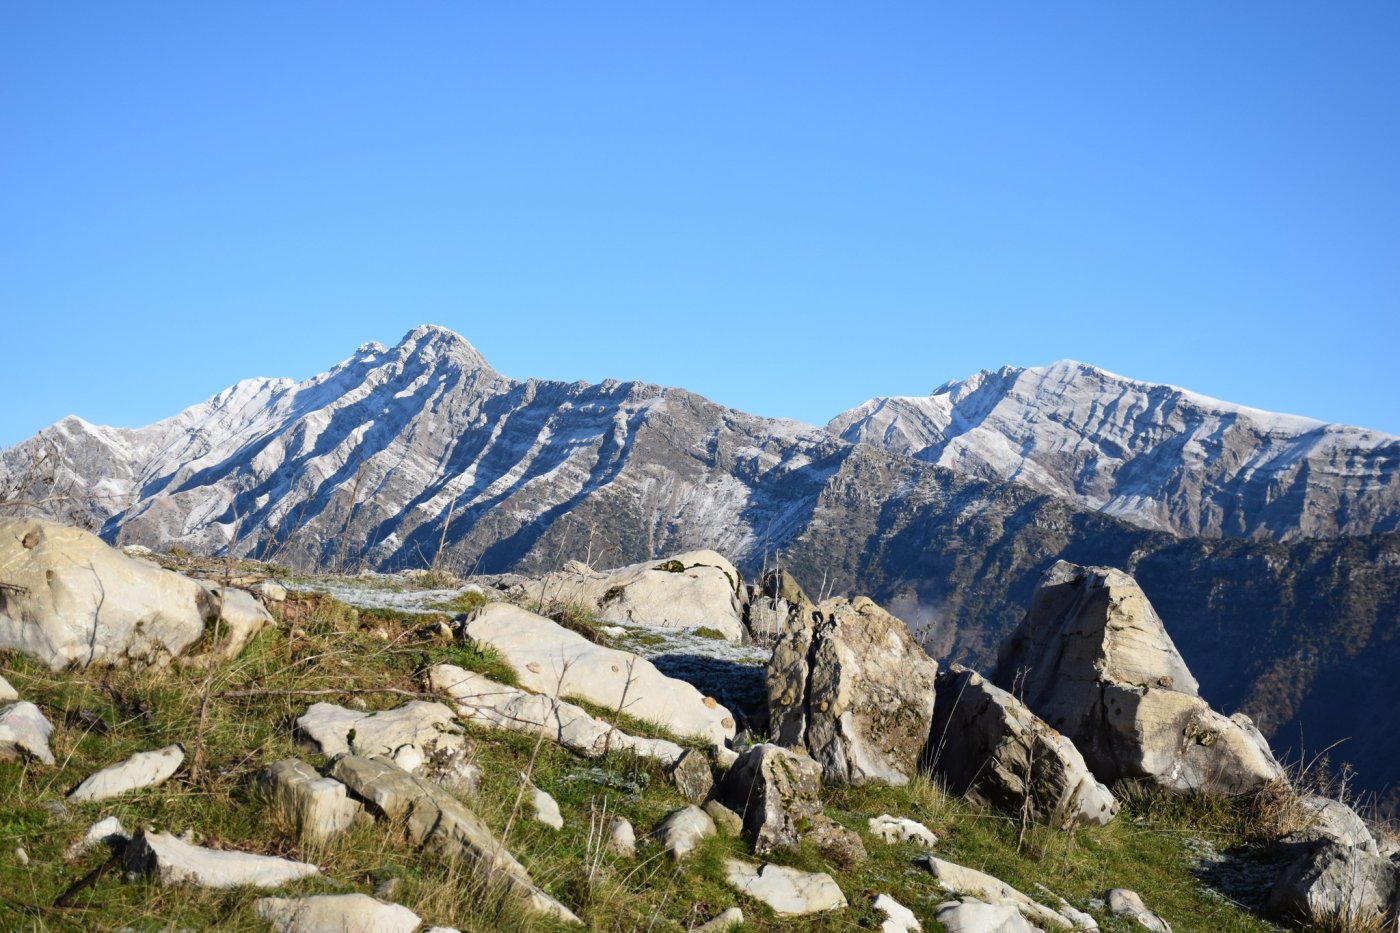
(428, 591, 488, 614)
(691, 626, 728, 641)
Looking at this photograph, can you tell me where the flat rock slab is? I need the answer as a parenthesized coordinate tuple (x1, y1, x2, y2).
(917, 855, 1070, 929)
(125, 829, 319, 888)
(724, 859, 847, 916)
(257, 893, 422, 933)
(258, 758, 363, 845)
(297, 700, 466, 759)
(69, 744, 183, 801)
(936, 897, 1040, 933)
(429, 664, 684, 765)
(461, 603, 735, 748)
(0, 701, 55, 765)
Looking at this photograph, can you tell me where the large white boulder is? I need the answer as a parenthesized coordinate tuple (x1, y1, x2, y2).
(994, 562, 1284, 795)
(916, 855, 1070, 929)
(68, 744, 184, 802)
(460, 603, 735, 748)
(0, 517, 269, 669)
(723, 859, 847, 916)
(768, 596, 938, 785)
(519, 550, 747, 641)
(124, 829, 320, 888)
(256, 894, 421, 933)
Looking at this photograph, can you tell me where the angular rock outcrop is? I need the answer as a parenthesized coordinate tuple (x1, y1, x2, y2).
(256, 894, 421, 933)
(928, 665, 1118, 827)
(723, 859, 847, 916)
(429, 664, 685, 765)
(768, 596, 938, 785)
(328, 755, 579, 924)
(0, 517, 268, 669)
(994, 562, 1284, 795)
(258, 758, 364, 845)
(296, 701, 466, 760)
(715, 743, 865, 864)
(124, 830, 320, 888)
(743, 568, 814, 647)
(0, 700, 55, 765)
(1268, 838, 1399, 927)
(518, 550, 746, 642)
(1295, 795, 1380, 855)
(460, 603, 735, 748)
(68, 744, 184, 802)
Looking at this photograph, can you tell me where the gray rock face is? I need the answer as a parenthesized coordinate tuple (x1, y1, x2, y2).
(0, 701, 55, 765)
(1268, 839, 1400, 927)
(723, 859, 847, 916)
(1106, 889, 1170, 932)
(995, 562, 1284, 795)
(703, 800, 744, 836)
(124, 829, 320, 888)
(258, 758, 363, 845)
(655, 805, 715, 859)
(295, 700, 466, 760)
(929, 664, 1118, 827)
(768, 596, 938, 786)
(1295, 795, 1380, 854)
(328, 755, 579, 924)
(256, 894, 421, 933)
(68, 744, 184, 802)
(0, 518, 267, 670)
(461, 603, 735, 749)
(519, 550, 747, 641)
(831, 359, 1400, 541)
(667, 748, 714, 804)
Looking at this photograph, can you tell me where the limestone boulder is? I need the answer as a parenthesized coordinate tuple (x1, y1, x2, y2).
(768, 595, 937, 786)
(873, 893, 922, 933)
(460, 603, 735, 748)
(68, 744, 184, 802)
(0, 701, 55, 765)
(916, 855, 1070, 929)
(257, 758, 363, 845)
(0, 517, 268, 669)
(1295, 795, 1380, 854)
(655, 805, 715, 859)
(868, 814, 938, 848)
(256, 894, 421, 933)
(519, 550, 746, 641)
(935, 898, 1040, 933)
(994, 562, 1284, 795)
(125, 830, 319, 888)
(667, 748, 714, 803)
(1106, 889, 1170, 932)
(929, 665, 1118, 827)
(429, 664, 685, 765)
(723, 859, 847, 916)
(1268, 838, 1399, 927)
(296, 700, 466, 760)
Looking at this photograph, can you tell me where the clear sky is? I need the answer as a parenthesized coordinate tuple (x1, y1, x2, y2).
(2, 3, 1397, 445)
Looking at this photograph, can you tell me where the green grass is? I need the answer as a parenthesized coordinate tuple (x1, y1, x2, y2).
(427, 591, 489, 615)
(0, 589, 1289, 932)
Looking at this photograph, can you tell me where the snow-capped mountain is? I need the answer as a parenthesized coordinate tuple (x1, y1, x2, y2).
(830, 360, 1400, 540)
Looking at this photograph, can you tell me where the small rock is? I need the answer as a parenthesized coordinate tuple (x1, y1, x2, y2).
(1106, 889, 1170, 933)
(69, 744, 184, 802)
(703, 800, 744, 836)
(723, 859, 847, 916)
(868, 814, 938, 848)
(667, 748, 714, 804)
(530, 781, 563, 830)
(372, 876, 403, 900)
(392, 744, 425, 774)
(254, 581, 288, 604)
(256, 893, 421, 933)
(67, 816, 128, 860)
(0, 701, 56, 765)
(606, 817, 636, 857)
(15, 847, 29, 867)
(656, 805, 715, 859)
(873, 893, 921, 932)
(695, 906, 744, 931)
(126, 830, 319, 888)
(258, 759, 363, 845)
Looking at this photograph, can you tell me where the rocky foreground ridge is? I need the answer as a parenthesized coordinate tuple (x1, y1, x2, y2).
(2, 516, 1397, 931)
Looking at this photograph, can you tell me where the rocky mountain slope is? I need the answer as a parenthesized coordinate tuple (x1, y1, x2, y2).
(830, 360, 1400, 540)
(3, 326, 1398, 807)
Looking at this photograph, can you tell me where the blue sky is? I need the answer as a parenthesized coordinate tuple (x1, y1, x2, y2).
(2, 3, 1397, 444)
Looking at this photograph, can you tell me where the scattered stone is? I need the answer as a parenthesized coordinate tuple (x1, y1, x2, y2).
(67, 816, 128, 860)
(531, 781, 563, 830)
(655, 805, 715, 859)
(703, 800, 744, 836)
(254, 581, 288, 605)
(994, 562, 1284, 795)
(68, 744, 184, 802)
(723, 859, 847, 916)
(125, 829, 319, 888)
(430, 664, 686, 766)
(42, 800, 69, 821)
(768, 595, 938, 785)
(935, 897, 1039, 933)
(421, 743, 482, 797)
(257, 758, 363, 845)
(873, 893, 922, 932)
(1106, 889, 1170, 932)
(668, 748, 714, 804)
(372, 876, 402, 900)
(15, 847, 28, 867)
(201, 585, 276, 660)
(459, 604, 736, 748)
(695, 906, 744, 932)
(0, 701, 56, 765)
(518, 550, 747, 641)
(0, 517, 267, 668)
(915, 854, 1070, 929)
(607, 817, 636, 857)
(1267, 838, 1399, 927)
(328, 755, 580, 923)
(868, 814, 938, 848)
(1034, 885, 1098, 931)
(296, 700, 466, 759)
(1295, 795, 1379, 854)
(716, 743, 822, 855)
(0, 674, 17, 702)
(806, 817, 868, 868)
(929, 664, 1118, 827)
(256, 893, 421, 933)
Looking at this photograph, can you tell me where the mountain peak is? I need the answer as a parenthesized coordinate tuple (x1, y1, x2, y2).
(391, 324, 498, 375)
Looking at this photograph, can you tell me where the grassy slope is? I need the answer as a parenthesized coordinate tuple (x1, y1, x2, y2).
(0, 587, 1285, 932)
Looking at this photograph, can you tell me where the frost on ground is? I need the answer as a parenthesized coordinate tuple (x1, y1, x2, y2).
(286, 574, 481, 614)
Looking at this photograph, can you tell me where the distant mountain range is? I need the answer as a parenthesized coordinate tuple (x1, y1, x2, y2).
(4, 325, 1398, 808)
